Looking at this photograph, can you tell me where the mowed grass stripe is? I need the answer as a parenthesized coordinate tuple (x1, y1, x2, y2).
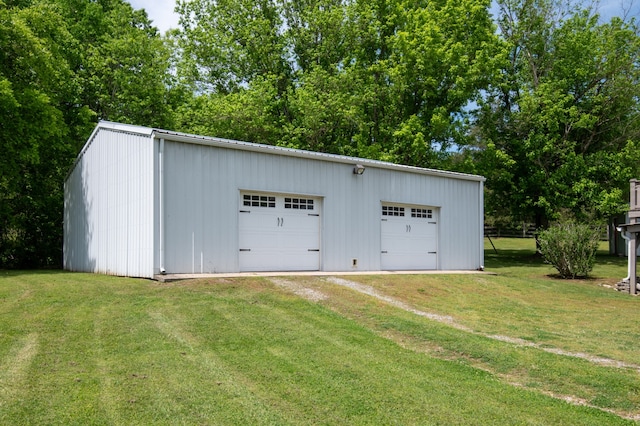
(0, 333, 38, 408)
(321, 276, 640, 370)
(0, 271, 632, 424)
(159, 279, 627, 424)
(149, 309, 290, 424)
(277, 275, 640, 418)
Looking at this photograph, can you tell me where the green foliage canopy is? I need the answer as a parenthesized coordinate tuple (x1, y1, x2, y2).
(471, 0, 640, 227)
(0, 0, 174, 268)
(173, 0, 501, 166)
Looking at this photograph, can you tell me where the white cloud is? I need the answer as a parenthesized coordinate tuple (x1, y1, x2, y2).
(127, 0, 179, 34)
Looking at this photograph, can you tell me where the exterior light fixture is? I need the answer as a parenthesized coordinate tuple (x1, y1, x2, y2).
(353, 164, 365, 175)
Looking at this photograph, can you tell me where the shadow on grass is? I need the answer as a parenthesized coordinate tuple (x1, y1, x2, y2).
(484, 248, 628, 272)
(594, 254, 628, 266)
(484, 249, 546, 270)
(0, 269, 68, 278)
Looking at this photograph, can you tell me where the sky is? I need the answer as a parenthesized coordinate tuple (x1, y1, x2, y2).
(127, 0, 638, 35)
(128, 0, 179, 33)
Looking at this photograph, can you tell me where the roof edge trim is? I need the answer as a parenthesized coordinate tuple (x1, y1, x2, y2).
(66, 121, 486, 183)
(151, 128, 485, 183)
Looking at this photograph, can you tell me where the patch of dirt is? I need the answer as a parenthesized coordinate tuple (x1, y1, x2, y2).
(521, 385, 640, 422)
(325, 276, 473, 332)
(268, 278, 328, 302)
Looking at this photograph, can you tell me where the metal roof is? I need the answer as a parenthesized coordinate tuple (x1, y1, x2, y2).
(69, 120, 486, 183)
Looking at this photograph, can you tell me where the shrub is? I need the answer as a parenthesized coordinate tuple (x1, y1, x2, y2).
(537, 222, 601, 279)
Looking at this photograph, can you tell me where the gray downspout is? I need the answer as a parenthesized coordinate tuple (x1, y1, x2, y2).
(159, 137, 166, 274)
(617, 226, 631, 282)
(479, 180, 485, 270)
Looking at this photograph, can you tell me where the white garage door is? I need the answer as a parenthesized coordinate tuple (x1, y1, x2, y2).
(239, 192, 321, 272)
(381, 204, 438, 270)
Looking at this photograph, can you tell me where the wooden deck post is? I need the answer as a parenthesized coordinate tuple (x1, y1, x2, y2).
(631, 233, 638, 295)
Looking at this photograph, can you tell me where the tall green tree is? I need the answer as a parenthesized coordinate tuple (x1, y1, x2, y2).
(0, 1, 79, 266)
(471, 0, 640, 227)
(173, 0, 501, 167)
(57, 0, 176, 129)
(0, 0, 175, 268)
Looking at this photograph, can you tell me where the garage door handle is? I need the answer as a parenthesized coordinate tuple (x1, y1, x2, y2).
(428, 251, 437, 254)
(428, 221, 436, 224)
(239, 249, 251, 252)
(239, 210, 250, 213)
(308, 249, 320, 252)
(381, 251, 388, 254)
(308, 213, 319, 217)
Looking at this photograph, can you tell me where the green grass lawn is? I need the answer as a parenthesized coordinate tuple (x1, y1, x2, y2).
(1, 242, 638, 424)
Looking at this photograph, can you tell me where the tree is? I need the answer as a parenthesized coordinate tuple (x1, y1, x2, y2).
(173, 0, 501, 167)
(58, 0, 176, 129)
(0, 1, 80, 267)
(0, 0, 175, 268)
(470, 1, 640, 228)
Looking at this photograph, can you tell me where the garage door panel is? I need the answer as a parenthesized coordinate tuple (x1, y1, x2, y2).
(239, 193, 320, 271)
(381, 204, 438, 270)
(382, 253, 437, 270)
(239, 211, 279, 249)
(239, 250, 319, 272)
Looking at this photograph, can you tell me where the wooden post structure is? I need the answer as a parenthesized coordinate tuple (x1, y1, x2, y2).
(620, 179, 640, 295)
(631, 233, 638, 295)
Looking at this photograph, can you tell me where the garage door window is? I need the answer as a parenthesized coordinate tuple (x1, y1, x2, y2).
(382, 205, 405, 216)
(285, 197, 314, 210)
(411, 208, 432, 218)
(243, 194, 276, 208)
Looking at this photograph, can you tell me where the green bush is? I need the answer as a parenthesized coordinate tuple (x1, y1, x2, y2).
(537, 222, 601, 279)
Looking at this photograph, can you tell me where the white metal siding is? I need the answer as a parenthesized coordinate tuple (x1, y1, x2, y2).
(64, 128, 154, 278)
(161, 140, 483, 273)
(66, 121, 483, 277)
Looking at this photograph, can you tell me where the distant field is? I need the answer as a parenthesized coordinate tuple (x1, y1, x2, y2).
(1, 242, 638, 424)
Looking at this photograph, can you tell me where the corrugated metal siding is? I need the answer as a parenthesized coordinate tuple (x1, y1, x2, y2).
(162, 141, 483, 273)
(64, 128, 154, 278)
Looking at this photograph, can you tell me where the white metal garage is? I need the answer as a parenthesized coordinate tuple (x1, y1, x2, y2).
(380, 203, 438, 270)
(238, 192, 321, 271)
(64, 121, 485, 278)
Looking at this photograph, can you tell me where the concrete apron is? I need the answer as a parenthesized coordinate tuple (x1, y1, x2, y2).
(155, 270, 495, 282)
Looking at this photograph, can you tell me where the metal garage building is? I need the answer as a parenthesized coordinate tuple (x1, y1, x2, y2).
(64, 121, 485, 278)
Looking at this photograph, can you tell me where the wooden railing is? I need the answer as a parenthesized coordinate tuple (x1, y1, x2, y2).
(484, 224, 536, 238)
